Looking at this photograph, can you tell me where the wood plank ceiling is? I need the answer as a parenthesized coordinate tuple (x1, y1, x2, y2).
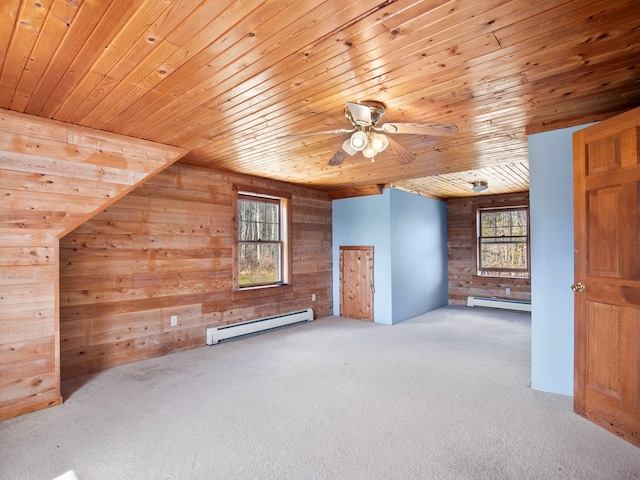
(1, 0, 639, 198)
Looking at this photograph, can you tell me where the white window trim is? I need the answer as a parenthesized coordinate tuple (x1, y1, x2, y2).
(233, 185, 291, 290)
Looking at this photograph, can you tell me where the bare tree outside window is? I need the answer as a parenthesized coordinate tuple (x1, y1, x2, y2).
(238, 195, 282, 286)
(477, 207, 529, 278)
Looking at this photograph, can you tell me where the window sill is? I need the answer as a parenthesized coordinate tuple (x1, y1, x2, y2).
(473, 274, 530, 280)
(232, 283, 293, 301)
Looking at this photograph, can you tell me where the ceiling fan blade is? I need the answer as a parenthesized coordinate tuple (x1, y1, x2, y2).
(346, 102, 372, 126)
(328, 148, 349, 166)
(386, 137, 416, 165)
(277, 128, 355, 139)
(380, 122, 458, 136)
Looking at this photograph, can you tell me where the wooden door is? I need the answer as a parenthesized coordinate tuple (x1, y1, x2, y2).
(339, 246, 374, 321)
(573, 106, 640, 448)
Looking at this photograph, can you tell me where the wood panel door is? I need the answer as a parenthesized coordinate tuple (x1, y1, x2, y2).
(339, 246, 374, 321)
(573, 106, 640, 448)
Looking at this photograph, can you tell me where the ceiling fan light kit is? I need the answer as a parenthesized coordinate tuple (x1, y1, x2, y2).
(347, 131, 390, 160)
(370, 132, 389, 153)
(341, 138, 359, 156)
(362, 144, 377, 159)
(349, 131, 368, 151)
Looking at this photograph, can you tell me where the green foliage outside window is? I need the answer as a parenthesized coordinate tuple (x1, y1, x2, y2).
(238, 196, 282, 286)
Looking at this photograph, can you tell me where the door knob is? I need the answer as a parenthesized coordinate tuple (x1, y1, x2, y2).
(571, 282, 586, 293)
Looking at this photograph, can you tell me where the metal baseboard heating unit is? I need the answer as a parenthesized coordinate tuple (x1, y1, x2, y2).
(467, 296, 531, 312)
(206, 308, 314, 345)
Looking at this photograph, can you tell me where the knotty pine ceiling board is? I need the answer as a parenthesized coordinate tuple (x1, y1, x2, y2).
(393, 162, 530, 199)
(0, 0, 639, 198)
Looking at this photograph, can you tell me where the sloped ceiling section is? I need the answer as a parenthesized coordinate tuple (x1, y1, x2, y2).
(0, 0, 639, 197)
(0, 109, 187, 419)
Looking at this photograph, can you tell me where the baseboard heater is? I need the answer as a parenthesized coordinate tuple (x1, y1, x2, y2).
(206, 308, 314, 345)
(466, 296, 531, 312)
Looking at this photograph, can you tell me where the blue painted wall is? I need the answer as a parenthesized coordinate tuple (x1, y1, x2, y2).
(529, 123, 593, 396)
(332, 189, 393, 324)
(390, 188, 448, 323)
(332, 188, 447, 324)
(331, 124, 591, 394)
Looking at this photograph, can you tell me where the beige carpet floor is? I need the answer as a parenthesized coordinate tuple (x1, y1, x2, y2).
(1, 306, 639, 479)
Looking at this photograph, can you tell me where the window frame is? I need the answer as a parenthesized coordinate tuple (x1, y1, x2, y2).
(233, 184, 291, 290)
(474, 205, 530, 279)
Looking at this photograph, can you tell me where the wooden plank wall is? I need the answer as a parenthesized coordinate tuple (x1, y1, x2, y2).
(0, 109, 187, 420)
(447, 192, 531, 306)
(0, 230, 60, 419)
(59, 163, 333, 378)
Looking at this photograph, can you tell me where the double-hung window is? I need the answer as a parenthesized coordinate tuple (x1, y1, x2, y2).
(477, 206, 529, 278)
(235, 186, 290, 288)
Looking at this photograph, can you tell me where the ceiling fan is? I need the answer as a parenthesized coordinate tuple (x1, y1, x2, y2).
(280, 101, 458, 166)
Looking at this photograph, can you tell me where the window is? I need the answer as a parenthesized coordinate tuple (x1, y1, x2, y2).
(477, 206, 529, 278)
(235, 186, 290, 288)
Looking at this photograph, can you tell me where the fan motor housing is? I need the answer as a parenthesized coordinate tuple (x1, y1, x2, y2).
(345, 100, 386, 127)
